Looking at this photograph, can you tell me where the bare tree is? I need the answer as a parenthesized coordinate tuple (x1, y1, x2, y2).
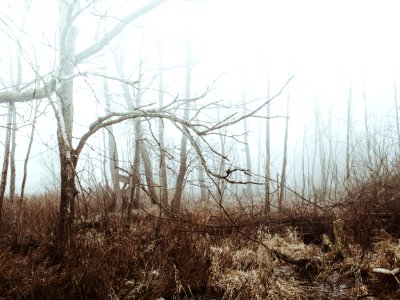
(278, 89, 290, 210)
(300, 126, 307, 199)
(362, 82, 372, 163)
(345, 84, 352, 185)
(264, 74, 271, 214)
(20, 101, 40, 201)
(216, 107, 227, 205)
(0, 0, 169, 246)
(243, 99, 253, 202)
(135, 58, 160, 206)
(0, 104, 13, 230)
(115, 71, 160, 214)
(0, 0, 294, 248)
(171, 37, 192, 214)
(104, 79, 121, 211)
(158, 40, 169, 208)
(112, 54, 141, 214)
(394, 83, 400, 153)
(9, 103, 17, 236)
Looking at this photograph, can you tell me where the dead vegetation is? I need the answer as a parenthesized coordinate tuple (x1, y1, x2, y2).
(2, 166, 400, 299)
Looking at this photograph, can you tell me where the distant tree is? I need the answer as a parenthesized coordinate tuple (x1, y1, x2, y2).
(242, 97, 253, 202)
(278, 89, 290, 210)
(0, 0, 169, 247)
(103, 79, 121, 211)
(346, 84, 352, 185)
(394, 83, 400, 153)
(363, 82, 372, 163)
(20, 101, 40, 201)
(9, 103, 17, 237)
(171, 36, 192, 214)
(0, 0, 293, 251)
(158, 40, 169, 208)
(264, 75, 271, 214)
(0, 104, 13, 229)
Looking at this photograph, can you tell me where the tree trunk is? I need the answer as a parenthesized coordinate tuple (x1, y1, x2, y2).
(171, 37, 191, 214)
(20, 101, 39, 200)
(394, 84, 400, 153)
(315, 104, 327, 206)
(113, 33, 160, 208)
(129, 130, 141, 210)
(241, 88, 253, 202)
(215, 106, 226, 204)
(198, 156, 207, 202)
(140, 145, 159, 204)
(345, 85, 352, 186)
(57, 2, 78, 246)
(278, 90, 290, 210)
(194, 104, 207, 203)
(134, 45, 159, 205)
(264, 74, 271, 214)
(104, 79, 122, 212)
(218, 129, 226, 204)
(9, 103, 17, 237)
(301, 127, 306, 199)
(158, 42, 169, 207)
(112, 53, 142, 214)
(0, 104, 13, 230)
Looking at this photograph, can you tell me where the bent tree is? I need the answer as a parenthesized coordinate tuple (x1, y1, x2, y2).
(0, 0, 293, 251)
(0, 0, 169, 246)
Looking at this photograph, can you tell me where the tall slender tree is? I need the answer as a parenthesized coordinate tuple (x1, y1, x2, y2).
(158, 39, 169, 208)
(394, 83, 400, 153)
(264, 73, 271, 214)
(0, 104, 13, 230)
(278, 89, 290, 210)
(104, 79, 121, 211)
(243, 100, 253, 200)
(171, 36, 192, 214)
(345, 84, 352, 185)
(9, 103, 17, 236)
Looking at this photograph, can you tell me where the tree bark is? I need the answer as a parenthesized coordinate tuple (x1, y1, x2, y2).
(243, 103, 253, 201)
(20, 101, 39, 200)
(345, 85, 352, 185)
(0, 104, 13, 230)
(264, 74, 271, 214)
(0, 0, 171, 239)
(278, 90, 290, 210)
(75, 0, 168, 64)
(104, 79, 122, 212)
(171, 37, 191, 214)
(395, 84, 400, 153)
(9, 103, 17, 236)
(158, 42, 169, 207)
(57, 2, 78, 246)
(218, 129, 226, 204)
(129, 127, 141, 211)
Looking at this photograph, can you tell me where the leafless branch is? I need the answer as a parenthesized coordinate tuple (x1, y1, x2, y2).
(0, 79, 57, 103)
(200, 75, 295, 134)
(75, 0, 169, 64)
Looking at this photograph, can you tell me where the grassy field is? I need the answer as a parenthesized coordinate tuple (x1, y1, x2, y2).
(1, 177, 400, 299)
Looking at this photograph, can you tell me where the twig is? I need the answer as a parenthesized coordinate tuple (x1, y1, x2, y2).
(372, 267, 400, 284)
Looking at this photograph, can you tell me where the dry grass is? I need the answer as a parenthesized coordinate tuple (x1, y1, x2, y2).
(2, 169, 400, 299)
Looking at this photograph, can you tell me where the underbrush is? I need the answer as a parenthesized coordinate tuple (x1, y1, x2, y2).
(1, 185, 400, 299)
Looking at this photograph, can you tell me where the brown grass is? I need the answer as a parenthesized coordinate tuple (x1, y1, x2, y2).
(2, 168, 400, 299)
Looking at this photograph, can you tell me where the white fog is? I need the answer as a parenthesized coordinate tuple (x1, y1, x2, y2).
(1, 1, 400, 298)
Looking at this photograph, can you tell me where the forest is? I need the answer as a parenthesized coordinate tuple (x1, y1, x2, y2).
(1, 0, 400, 299)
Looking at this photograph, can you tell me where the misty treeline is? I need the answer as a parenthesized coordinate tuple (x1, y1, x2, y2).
(0, 0, 399, 253)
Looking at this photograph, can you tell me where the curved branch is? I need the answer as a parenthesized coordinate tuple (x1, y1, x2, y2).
(0, 79, 56, 104)
(75, 110, 192, 158)
(75, 0, 169, 64)
(200, 75, 295, 134)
